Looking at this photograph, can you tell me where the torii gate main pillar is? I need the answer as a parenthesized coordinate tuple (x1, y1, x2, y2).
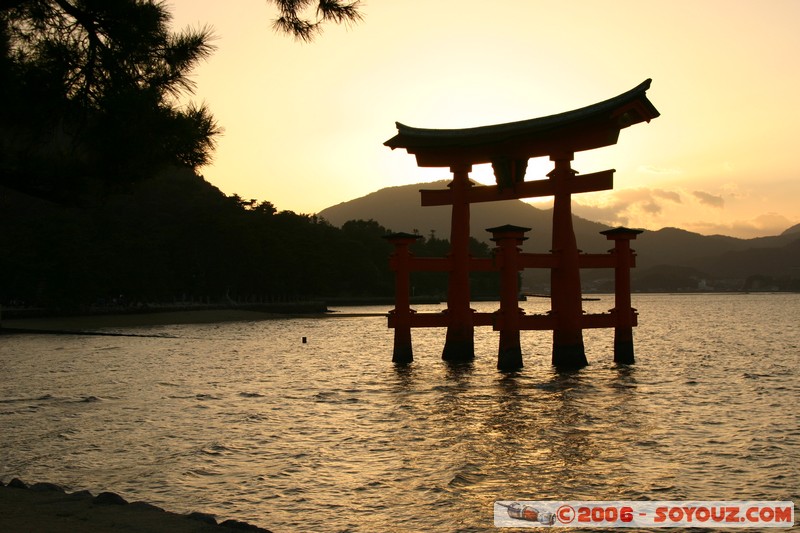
(549, 154, 588, 368)
(442, 165, 475, 362)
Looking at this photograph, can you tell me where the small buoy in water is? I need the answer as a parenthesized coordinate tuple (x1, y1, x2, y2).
(302, 337, 307, 343)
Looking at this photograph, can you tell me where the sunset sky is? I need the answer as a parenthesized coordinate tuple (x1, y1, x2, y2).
(167, 0, 799, 239)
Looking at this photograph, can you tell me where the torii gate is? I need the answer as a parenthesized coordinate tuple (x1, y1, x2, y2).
(383, 79, 660, 369)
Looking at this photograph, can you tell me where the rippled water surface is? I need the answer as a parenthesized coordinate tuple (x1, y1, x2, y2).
(1, 294, 798, 531)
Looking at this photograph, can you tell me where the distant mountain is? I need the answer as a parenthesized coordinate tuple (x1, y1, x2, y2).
(319, 181, 800, 291)
(635, 227, 800, 272)
(318, 181, 611, 253)
(782, 223, 800, 236)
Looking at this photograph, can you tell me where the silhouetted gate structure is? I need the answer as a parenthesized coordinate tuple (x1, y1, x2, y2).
(383, 80, 660, 370)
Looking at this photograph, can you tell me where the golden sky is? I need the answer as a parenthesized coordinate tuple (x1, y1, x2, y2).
(168, 0, 799, 239)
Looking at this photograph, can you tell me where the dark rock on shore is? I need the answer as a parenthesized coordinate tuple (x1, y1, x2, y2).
(94, 491, 128, 505)
(30, 482, 66, 493)
(0, 478, 272, 533)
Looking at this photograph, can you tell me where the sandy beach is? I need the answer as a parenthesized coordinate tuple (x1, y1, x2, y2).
(0, 479, 271, 532)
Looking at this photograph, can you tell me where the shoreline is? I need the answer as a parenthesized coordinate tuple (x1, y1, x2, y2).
(0, 478, 271, 532)
(0, 308, 314, 332)
(0, 307, 388, 335)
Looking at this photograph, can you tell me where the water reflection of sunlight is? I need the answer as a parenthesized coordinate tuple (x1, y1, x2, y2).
(384, 317, 678, 503)
(443, 360, 474, 383)
(391, 362, 414, 389)
(4, 295, 799, 532)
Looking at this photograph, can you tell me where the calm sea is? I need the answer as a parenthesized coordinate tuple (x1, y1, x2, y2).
(1, 294, 798, 532)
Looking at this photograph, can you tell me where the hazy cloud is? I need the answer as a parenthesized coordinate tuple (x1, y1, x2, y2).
(642, 201, 662, 215)
(563, 185, 795, 238)
(653, 189, 682, 203)
(571, 203, 630, 227)
(721, 182, 748, 199)
(692, 190, 724, 208)
(638, 165, 683, 176)
(687, 213, 795, 239)
(572, 187, 683, 227)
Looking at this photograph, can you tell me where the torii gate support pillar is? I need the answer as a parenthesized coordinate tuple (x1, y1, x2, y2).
(601, 227, 643, 364)
(384, 232, 422, 364)
(488, 225, 531, 372)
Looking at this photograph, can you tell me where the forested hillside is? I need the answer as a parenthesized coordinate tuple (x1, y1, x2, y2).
(1, 169, 501, 312)
(0, 1, 389, 313)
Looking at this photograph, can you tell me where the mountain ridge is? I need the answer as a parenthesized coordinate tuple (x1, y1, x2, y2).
(318, 182, 800, 291)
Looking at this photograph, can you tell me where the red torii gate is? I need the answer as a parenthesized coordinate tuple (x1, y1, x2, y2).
(383, 79, 660, 370)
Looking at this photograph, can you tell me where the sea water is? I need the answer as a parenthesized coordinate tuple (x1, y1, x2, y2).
(1, 294, 798, 532)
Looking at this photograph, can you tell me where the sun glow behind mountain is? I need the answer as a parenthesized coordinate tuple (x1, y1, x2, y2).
(168, 0, 800, 238)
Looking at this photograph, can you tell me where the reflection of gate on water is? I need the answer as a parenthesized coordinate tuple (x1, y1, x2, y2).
(382, 80, 660, 370)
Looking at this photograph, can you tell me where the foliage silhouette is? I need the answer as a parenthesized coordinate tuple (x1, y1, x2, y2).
(0, 1, 499, 314)
(268, 0, 363, 41)
(0, 0, 220, 203)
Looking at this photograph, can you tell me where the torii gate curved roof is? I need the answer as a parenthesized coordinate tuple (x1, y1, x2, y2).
(384, 79, 659, 167)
